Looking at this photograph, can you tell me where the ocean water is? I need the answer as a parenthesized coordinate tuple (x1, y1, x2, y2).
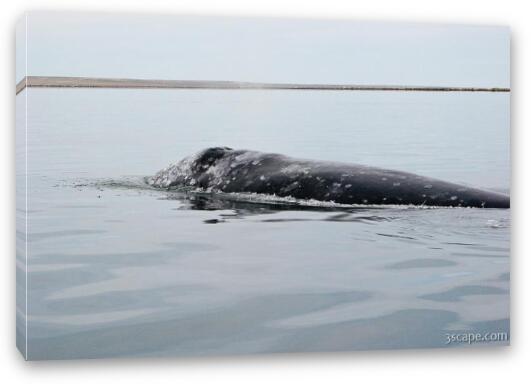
(17, 88, 510, 360)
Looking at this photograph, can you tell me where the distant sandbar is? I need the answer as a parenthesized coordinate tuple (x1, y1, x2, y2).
(15, 76, 511, 95)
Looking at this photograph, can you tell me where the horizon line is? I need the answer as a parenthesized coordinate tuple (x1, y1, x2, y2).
(15, 76, 511, 95)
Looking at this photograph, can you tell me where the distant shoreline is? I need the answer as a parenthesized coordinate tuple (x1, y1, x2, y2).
(15, 76, 511, 95)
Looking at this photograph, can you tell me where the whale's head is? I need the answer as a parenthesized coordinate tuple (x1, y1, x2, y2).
(148, 147, 234, 188)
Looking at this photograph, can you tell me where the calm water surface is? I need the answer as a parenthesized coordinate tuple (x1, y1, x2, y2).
(17, 89, 510, 359)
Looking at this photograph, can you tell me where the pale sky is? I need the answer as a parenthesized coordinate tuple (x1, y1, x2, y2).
(17, 11, 510, 87)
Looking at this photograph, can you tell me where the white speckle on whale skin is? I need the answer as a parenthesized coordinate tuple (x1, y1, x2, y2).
(189, 178, 197, 186)
(393, 182, 401, 186)
(424, 184, 433, 189)
(259, 175, 266, 181)
(345, 184, 352, 189)
(280, 181, 300, 194)
(252, 160, 261, 166)
(381, 177, 388, 181)
(280, 164, 311, 175)
(362, 199, 368, 204)
(450, 196, 458, 201)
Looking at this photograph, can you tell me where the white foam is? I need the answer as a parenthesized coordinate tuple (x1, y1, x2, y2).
(186, 190, 458, 210)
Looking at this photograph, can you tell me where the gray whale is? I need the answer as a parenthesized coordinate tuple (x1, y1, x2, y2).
(148, 147, 510, 208)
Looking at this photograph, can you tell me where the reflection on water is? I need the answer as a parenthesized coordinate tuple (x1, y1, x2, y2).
(19, 89, 510, 359)
(23, 180, 510, 359)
